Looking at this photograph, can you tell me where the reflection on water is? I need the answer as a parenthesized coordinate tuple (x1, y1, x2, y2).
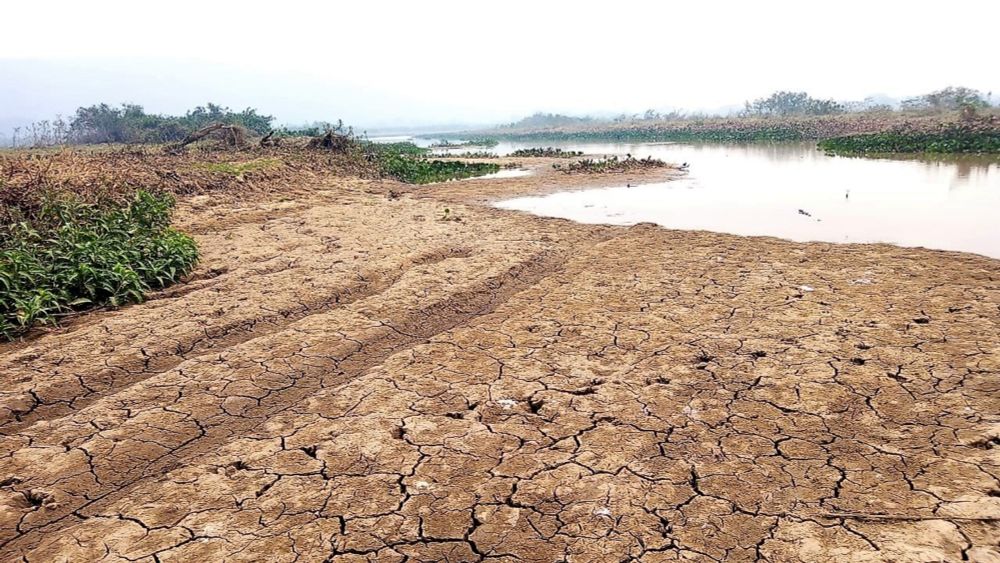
(494, 142, 1000, 258)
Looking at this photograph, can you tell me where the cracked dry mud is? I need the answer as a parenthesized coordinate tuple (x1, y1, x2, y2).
(1, 164, 998, 562)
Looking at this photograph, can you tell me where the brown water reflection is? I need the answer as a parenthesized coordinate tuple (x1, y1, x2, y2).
(495, 142, 1000, 258)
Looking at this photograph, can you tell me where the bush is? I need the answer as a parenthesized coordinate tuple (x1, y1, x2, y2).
(901, 87, 991, 111)
(0, 191, 198, 339)
(66, 103, 275, 145)
(743, 91, 844, 117)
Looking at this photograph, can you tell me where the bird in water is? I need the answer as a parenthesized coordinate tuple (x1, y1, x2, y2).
(679, 162, 690, 171)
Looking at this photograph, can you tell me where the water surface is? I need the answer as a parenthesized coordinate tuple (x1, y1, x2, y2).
(494, 142, 1000, 258)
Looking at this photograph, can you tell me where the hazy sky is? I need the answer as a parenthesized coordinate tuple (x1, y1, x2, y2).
(2, 0, 999, 130)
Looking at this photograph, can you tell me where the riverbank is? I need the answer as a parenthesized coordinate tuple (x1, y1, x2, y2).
(0, 157, 997, 561)
(451, 111, 1000, 151)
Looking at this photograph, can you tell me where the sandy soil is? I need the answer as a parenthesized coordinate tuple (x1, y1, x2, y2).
(0, 161, 998, 562)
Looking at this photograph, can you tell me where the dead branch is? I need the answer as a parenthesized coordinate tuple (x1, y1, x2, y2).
(168, 122, 248, 153)
(307, 131, 351, 153)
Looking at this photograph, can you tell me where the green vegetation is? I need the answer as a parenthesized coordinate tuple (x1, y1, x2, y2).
(498, 113, 597, 130)
(377, 153, 499, 184)
(742, 91, 844, 117)
(509, 148, 584, 158)
(348, 141, 499, 183)
(459, 87, 999, 155)
(818, 126, 1000, 155)
(370, 141, 429, 155)
(428, 138, 499, 149)
(563, 155, 669, 174)
(493, 126, 806, 143)
(273, 120, 350, 138)
(1, 191, 198, 339)
(432, 151, 498, 159)
(66, 103, 274, 145)
(902, 86, 991, 111)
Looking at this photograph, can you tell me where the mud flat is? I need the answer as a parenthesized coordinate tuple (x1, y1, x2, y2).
(1, 161, 998, 562)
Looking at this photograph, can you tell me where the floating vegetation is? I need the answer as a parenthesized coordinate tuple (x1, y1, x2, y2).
(495, 126, 805, 143)
(818, 125, 1000, 155)
(1, 191, 198, 339)
(376, 153, 499, 184)
(432, 151, 498, 159)
(509, 148, 584, 158)
(428, 138, 499, 149)
(369, 141, 428, 156)
(564, 155, 670, 174)
(468, 112, 1000, 150)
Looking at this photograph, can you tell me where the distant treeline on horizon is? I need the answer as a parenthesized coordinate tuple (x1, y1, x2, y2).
(2, 86, 997, 148)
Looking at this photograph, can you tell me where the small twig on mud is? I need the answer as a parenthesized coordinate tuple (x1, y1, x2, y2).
(814, 512, 1000, 522)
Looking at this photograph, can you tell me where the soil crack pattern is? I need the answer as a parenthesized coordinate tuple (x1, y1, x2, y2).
(1, 171, 998, 562)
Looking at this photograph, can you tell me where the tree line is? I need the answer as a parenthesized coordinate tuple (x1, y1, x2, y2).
(8, 103, 275, 147)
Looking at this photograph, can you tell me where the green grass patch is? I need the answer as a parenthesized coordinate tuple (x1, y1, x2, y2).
(1, 191, 198, 340)
(818, 128, 1000, 155)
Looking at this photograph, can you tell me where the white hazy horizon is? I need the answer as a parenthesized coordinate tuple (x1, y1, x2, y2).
(2, 0, 999, 132)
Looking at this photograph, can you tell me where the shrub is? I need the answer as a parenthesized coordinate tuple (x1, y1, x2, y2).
(0, 191, 198, 339)
(66, 103, 275, 145)
(742, 91, 844, 117)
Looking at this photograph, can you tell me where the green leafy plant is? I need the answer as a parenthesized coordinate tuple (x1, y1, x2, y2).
(428, 138, 499, 149)
(818, 125, 1000, 155)
(564, 155, 669, 174)
(0, 191, 198, 339)
(509, 147, 583, 158)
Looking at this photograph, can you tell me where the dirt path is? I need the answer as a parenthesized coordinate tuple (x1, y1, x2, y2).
(1, 164, 998, 562)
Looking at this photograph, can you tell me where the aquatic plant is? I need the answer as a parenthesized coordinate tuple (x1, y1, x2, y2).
(818, 124, 1000, 155)
(0, 191, 198, 339)
(460, 109, 1000, 150)
(487, 126, 806, 144)
(375, 153, 499, 184)
(369, 141, 429, 155)
(431, 151, 498, 159)
(564, 155, 670, 174)
(509, 148, 583, 158)
(428, 138, 499, 149)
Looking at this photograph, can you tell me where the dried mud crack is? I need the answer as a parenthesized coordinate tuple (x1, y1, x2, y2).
(1, 168, 998, 562)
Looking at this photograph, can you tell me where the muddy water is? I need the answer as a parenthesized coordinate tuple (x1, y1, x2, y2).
(494, 142, 1000, 258)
